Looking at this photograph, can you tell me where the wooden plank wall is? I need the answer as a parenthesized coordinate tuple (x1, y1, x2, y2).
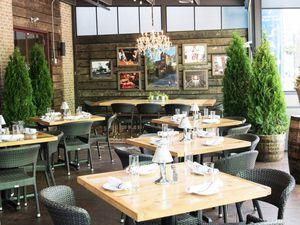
(76, 29, 247, 105)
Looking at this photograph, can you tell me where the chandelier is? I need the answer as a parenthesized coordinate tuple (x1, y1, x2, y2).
(136, 0, 172, 60)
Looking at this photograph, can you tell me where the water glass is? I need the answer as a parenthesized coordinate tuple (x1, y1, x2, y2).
(47, 107, 52, 115)
(175, 108, 180, 115)
(210, 111, 216, 119)
(18, 121, 24, 134)
(76, 106, 82, 115)
(129, 155, 139, 191)
(203, 108, 209, 118)
(182, 111, 188, 117)
(203, 162, 215, 184)
(184, 151, 193, 175)
(12, 124, 19, 135)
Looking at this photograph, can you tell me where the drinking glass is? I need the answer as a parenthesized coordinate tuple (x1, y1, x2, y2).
(203, 108, 209, 118)
(182, 111, 188, 117)
(184, 151, 193, 175)
(203, 162, 215, 184)
(210, 110, 216, 119)
(12, 124, 19, 135)
(47, 107, 51, 115)
(129, 154, 139, 191)
(161, 124, 168, 139)
(175, 108, 180, 115)
(18, 121, 24, 134)
(76, 106, 82, 115)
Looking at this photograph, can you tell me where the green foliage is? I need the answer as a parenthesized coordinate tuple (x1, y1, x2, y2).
(148, 91, 169, 100)
(3, 48, 36, 124)
(223, 32, 252, 118)
(29, 44, 53, 116)
(248, 36, 288, 135)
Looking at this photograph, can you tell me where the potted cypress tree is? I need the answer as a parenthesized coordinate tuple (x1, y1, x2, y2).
(248, 35, 288, 162)
(3, 48, 36, 124)
(29, 44, 53, 116)
(223, 32, 252, 118)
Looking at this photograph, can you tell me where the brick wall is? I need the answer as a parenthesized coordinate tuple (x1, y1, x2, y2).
(0, 0, 14, 109)
(60, 2, 75, 112)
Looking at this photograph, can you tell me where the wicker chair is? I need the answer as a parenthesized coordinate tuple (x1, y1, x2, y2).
(58, 121, 93, 176)
(164, 104, 191, 116)
(219, 116, 246, 136)
(136, 103, 162, 133)
(210, 102, 224, 117)
(227, 123, 251, 135)
(143, 124, 162, 133)
(40, 185, 90, 225)
(0, 144, 41, 217)
(190, 221, 283, 225)
(236, 169, 295, 222)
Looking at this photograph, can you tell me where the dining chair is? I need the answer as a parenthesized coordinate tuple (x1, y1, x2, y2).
(58, 121, 93, 176)
(143, 124, 163, 133)
(236, 168, 295, 222)
(0, 144, 41, 217)
(136, 103, 162, 133)
(40, 185, 91, 225)
(111, 103, 136, 137)
(219, 116, 247, 136)
(227, 123, 251, 135)
(210, 102, 224, 117)
(164, 103, 191, 116)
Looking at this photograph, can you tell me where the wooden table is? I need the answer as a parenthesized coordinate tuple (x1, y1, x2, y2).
(77, 163, 271, 223)
(0, 132, 57, 148)
(126, 136, 250, 158)
(93, 99, 216, 107)
(152, 117, 242, 129)
(31, 115, 105, 126)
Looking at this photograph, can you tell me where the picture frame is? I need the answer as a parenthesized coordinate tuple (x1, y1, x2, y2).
(212, 54, 228, 76)
(182, 43, 207, 65)
(145, 46, 179, 90)
(90, 60, 113, 80)
(118, 71, 141, 91)
(117, 47, 140, 67)
(183, 70, 208, 90)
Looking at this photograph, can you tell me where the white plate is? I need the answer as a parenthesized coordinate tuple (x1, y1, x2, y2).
(202, 137, 224, 146)
(102, 183, 123, 191)
(192, 188, 219, 196)
(202, 119, 219, 124)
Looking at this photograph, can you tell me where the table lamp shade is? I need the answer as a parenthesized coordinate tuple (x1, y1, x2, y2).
(190, 103, 199, 112)
(178, 117, 192, 129)
(60, 101, 69, 110)
(152, 145, 173, 164)
(0, 115, 6, 125)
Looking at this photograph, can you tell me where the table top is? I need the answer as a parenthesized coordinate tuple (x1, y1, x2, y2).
(126, 136, 251, 157)
(0, 132, 57, 148)
(31, 115, 105, 126)
(152, 117, 242, 129)
(93, 99, 216, 107)
(77, 163, 271, 222)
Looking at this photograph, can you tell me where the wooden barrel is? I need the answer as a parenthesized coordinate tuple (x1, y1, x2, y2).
(256, 134, 285, 162)
(288, 116, 300, 184)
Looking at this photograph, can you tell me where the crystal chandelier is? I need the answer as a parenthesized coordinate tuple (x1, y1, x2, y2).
(136, 0, 172, 60)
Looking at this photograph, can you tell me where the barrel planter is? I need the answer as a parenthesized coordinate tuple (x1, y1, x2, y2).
(288, 116, 300, 184)
(256, 134, 285, 162)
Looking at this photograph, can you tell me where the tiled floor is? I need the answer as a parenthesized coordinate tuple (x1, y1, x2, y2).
(0, 144, 299, 225)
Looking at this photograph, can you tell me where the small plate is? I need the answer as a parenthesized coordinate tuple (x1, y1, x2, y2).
(192, 188, 219, 196)
(102, 183, 123, 191)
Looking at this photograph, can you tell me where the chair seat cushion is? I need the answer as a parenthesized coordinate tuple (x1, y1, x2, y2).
(0, 168, 34, 190)
(63, 139, 90, 151)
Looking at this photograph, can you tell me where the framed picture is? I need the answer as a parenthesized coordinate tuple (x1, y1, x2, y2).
(183, 70, 208, 90)
(90, 60, 113, 80)
(182, 43, 207, 65)
(118, 71, 141, 91)
(212, 54, 228, 76)
(117, 47, 140, 66)
(145, 46, 179, 90)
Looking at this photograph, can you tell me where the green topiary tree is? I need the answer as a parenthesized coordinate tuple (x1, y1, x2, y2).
(29, 43, 53, 116)
(223, 32, 252, 118)
(3, 48, 36, 124)
(248, 35, 288, 135)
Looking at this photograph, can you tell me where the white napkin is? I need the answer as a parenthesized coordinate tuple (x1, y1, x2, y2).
(202, 118, 220, 124)
(139, 163, 159, 175)
(1, 134, 25, 142)
(157, 131, 179, 137)
(46, 112, 61, 117)
(149, 137, 169, 145)
(203, 137, 224, 146)
(106, 177, 132, 190)
(197, 130, 215, 138)
(192, 162, 219, 175)
(24, 128, 37, 135)
(64, 115, 84, 120)
(171, 114, 186, 122)
(186, 179, 224, 195)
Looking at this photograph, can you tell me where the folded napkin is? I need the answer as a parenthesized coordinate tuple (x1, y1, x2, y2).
(171, 114, 186, 122)
(197, 130, 215, 138)
(202, 118, 220, 124)
(24, 128, 37, 135)
(192, 162, 219, 175)
(1, 134, 24, 142)
(186, 179, 224, 195)
(149, 137, 169, 145)
(64, 115, 84, 120)
(45, 112, 61, 117)
(139, 163, 159, 175)
(203, 137, 224, 146)
(157, 131, 179, 137)
(105, 177, 132, 190)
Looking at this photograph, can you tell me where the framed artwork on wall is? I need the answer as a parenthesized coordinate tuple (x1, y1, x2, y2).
(183, 70, 208, 90)
(118, 71, 141, 91)
(182, 43, 207, 65)
(212, 54, 228, 76)
(117, 47, 140, 66)
(145, 46, 179, 90)
(90, 60, 113, 80)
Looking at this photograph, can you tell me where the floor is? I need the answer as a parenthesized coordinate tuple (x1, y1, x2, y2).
(0, 143, 299, 225)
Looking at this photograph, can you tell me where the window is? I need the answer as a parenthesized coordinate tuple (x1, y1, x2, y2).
(167, 7, 194, 32)
(140, 7, 161, 33)
(118, 7, 139, 34)
(195, 7, 221, 30)
(97, 7, 118, 35)
(14, 29, 49, 64)
(222, 7, 248, 29)
(76, 7, 97, 36)
(262, 9, 300, 91)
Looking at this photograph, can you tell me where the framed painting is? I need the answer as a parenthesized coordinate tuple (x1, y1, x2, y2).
(183, 70, 208, 90)
(182, 43, 207, 65)
(90, 60, 113, 80)
(145, 46, 179, 90)
(117, 47, 140, 66)
(212, 54, 228, 76)
(118, 71, 141, 91)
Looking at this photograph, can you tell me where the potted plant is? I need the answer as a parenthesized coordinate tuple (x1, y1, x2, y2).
(223, 32, 252, 118)
(3, 48, 36, 124)
(248, 35, 288, 162)
(148, 91, 169, 102)
(294, 70, 300, 103)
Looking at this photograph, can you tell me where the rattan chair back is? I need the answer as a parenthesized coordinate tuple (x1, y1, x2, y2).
(164, 104, 191, 115)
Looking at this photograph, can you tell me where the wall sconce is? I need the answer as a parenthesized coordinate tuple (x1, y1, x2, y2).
(59, 42, 66, 56)
(30, 17, 39, 25)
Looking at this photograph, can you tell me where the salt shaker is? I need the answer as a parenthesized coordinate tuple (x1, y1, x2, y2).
(171, 164, 178, 183)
